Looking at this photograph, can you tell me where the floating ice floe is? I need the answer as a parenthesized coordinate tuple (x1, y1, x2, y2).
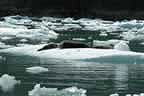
(1, 36, 14, 40)
(0, 74, 21, 92)
(0, 28, 58, 42)
(0, 42, 15, 49)
(113, 20, 144, 30)
(62, 17, 79, 24)
(107, 39, 122, 46)
(20, 39, 28, 43)
(114, 41, 130, 51)
(28, 84, 86, 96)
(0, 21, 27, 29)
(1, 44, 144, 64)
(110, 93, 144, 96)
(3, 15, 144, 35)
(4, 15, 32, 25)
(93, 40, 113, 49)
(110, 93, 119, 96)
(3, 15, 144, 41)
(26, 66, 49, 74)
(16, 43, 34, 47)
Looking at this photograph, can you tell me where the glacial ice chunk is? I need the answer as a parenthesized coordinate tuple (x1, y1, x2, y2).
(28, 84, 87, 96)
(110, 93, 119, 96)
(4, 15, 32, 25)
(0, 74, 21, 92)
(26, 66, 49, 74)
(114, 41, 130, 51)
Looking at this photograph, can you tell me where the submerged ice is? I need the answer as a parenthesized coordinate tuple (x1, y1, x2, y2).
(28, 84, 87, 96)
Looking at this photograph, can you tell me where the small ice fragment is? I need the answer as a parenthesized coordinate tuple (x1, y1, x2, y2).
(140, 93, 144, 96)
(114, 41, 130, 51)
(133, 94, 140, 96)
(28, 84, 87, 96)
(1, 37, 13, 40)
(26, 66, 49, 74)
(0, 74, 21, 92)
(110, 93, 119, 96)
(20, 39, 28, 42)
(126, 94, 132, 96)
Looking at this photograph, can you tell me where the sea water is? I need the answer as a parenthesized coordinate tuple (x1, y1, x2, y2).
(1, 58, 144, 96)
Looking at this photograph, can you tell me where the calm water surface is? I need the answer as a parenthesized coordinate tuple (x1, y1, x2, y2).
(1, 56, 144, 96)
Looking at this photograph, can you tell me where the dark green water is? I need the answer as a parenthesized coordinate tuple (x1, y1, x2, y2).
(1, 55, 144, 96)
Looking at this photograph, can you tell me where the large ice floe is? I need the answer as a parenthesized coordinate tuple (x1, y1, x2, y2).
(0, 74, 21, 92)
(0, 41, 144, 64)
(28, 84, 86, 96)
(1, 16, 144, 64)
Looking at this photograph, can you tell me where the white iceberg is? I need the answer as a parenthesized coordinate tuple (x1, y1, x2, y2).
(0, 74, 21, 92)
(28, 84, 86, 96)
(26, 66, 48, 74)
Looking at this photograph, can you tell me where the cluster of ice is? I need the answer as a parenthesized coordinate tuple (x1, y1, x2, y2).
(110, 93, 144, 96)
(0, 27, 58, 40)
(4, 15, 32, 25)
(0, 15, 58, 47)
(28, 84, 87, 96)
(26, 66, 49, 74)
(41, 17, 144, 41)
(1, 15, 144, 46)
(0, 74, 21, 92)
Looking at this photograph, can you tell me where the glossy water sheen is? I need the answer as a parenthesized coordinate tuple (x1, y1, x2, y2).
(0, 56, 144, 96)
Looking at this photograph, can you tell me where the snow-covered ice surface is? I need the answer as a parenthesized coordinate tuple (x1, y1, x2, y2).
(0, 43, 144, 64)
(0, 74, 21, 92)
(28, 84, 86, 96)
